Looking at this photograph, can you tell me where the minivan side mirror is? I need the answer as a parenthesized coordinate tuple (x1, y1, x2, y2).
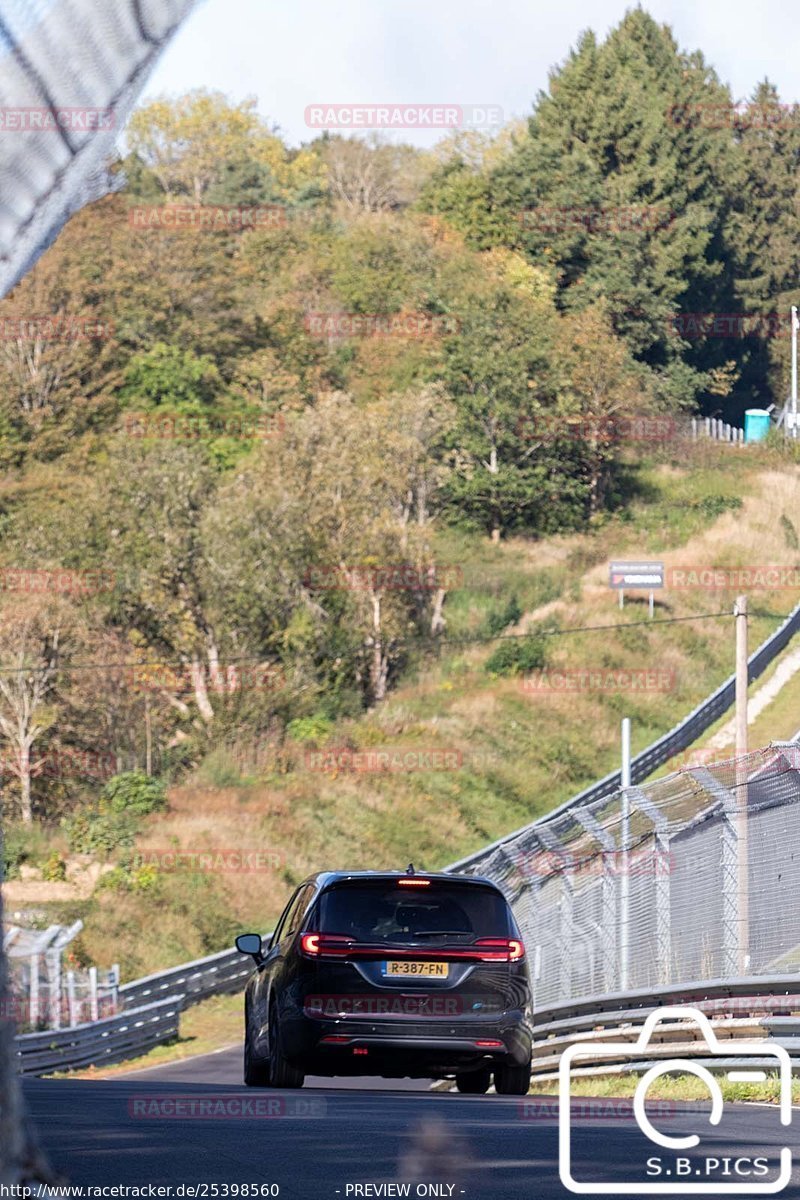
(235, 933, 264, 962)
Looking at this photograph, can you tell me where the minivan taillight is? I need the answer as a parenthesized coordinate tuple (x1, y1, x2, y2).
(300, 933, 355, 958)
(474, 937, 525, 962)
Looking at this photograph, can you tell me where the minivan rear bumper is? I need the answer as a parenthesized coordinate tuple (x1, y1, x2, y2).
(285, 1010, 532, 1077)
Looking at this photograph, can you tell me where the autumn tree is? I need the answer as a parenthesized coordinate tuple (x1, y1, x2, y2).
(126, 90, 325, 207)
(0, 597, 69, 823)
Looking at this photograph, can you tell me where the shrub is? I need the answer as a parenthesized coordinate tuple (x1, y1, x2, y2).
(41, 852, 67, 882)
(62, 806, 141, 856)
(62, 772, 167, 856)
(484, 631, 549, 677)
(101, 771, 167, 817)
(1, 824, 29, 880)
(481, 595, 523, 638)
(287, 713, 335, 745)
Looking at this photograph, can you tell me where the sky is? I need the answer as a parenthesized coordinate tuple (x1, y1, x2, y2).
(136, 0, 800, 147)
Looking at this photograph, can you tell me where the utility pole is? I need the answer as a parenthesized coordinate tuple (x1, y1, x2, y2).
(792, 306, 798, 438)
(734, 595, 749, 973)
(619, 717, 631, 992)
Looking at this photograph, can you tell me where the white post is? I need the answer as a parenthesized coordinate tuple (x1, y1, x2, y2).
(66, 971, 77, 1028)
(620, 717, 632, 991)
(792, 306, 798, 439)
(89, 966, 98, 1023)
(29, 955, 39, 1028)
(735, 596, 750, 972)
(648, 590, 654, 619)
(619, 589, 624, 610)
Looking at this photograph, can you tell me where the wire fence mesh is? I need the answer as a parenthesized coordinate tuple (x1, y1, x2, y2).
(454, 744, 800, 1007)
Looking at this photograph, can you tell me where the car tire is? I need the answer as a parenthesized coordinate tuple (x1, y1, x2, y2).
(244, 1012, 271, 1087)
(493, 1060, 531, 1096)
(455, 1068, 492, 1094)
(268, 1002, 305, 1089)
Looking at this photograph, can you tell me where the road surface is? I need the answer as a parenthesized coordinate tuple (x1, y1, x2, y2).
(23, 1047, 800, 1198)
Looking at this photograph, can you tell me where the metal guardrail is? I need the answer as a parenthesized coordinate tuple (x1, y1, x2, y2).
(119, 944, 254, 1011)
(449, 598, 800, 874)
(529, 976, 800, 1078)
(12, 923, 267, 1073)
(16, 994, 184, 1076)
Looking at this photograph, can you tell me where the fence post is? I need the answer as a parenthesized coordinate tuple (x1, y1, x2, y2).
(110, 964, 120, 1015)
(29, 955, 39, 1028)
(620, 719, 632, 991)
(89, 967, 98, 1023)
(630, 787, 672, 986)
(66, 971, 77, 1028)
(45, 949, 60, 1031)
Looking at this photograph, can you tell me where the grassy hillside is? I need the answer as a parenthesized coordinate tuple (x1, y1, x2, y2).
(5, 439, 799, 979)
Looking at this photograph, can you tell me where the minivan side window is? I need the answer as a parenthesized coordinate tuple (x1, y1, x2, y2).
(272, 888, 301, 946)
(285, 884, 315, 940)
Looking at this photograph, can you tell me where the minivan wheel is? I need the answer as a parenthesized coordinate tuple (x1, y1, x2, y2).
(455, 1068, 492, 1094)
(493, 1060, 531, 1096)
(244, 1013, 270, 1087)
(268, 1004, 305, 1089)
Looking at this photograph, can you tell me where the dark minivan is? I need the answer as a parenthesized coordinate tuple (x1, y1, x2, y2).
(235, 868, 533, 1094)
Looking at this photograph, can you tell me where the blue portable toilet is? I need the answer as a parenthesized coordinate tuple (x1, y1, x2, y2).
(744, 409, 771, 442)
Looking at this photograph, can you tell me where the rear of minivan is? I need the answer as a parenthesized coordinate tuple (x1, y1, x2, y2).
(285, 872, 533, 1093)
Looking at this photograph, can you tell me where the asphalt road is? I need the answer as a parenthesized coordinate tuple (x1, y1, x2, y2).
(23, 1047, 800, 1199)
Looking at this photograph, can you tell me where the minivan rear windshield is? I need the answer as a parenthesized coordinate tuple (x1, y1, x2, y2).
(311, 880, 513, 943)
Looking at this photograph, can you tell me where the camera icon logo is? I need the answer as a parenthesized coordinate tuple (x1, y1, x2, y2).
(558, 1006, 792, 1194)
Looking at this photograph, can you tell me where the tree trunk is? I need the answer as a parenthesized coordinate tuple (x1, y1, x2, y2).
(430, 588, 447, 636)
(369, 594, 389, 703)
(18, 742, 32, 825)
(189, 658, 215, 725)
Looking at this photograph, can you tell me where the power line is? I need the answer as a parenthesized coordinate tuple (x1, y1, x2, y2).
(0, 607, 748, 675)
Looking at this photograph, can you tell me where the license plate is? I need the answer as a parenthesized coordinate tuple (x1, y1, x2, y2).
(383, 961, 449, 978)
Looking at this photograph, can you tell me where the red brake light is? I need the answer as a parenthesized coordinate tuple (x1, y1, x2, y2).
(474, 937, 526, 962)
(397, 878, 431, 887)
(300, 933, 355, 958)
